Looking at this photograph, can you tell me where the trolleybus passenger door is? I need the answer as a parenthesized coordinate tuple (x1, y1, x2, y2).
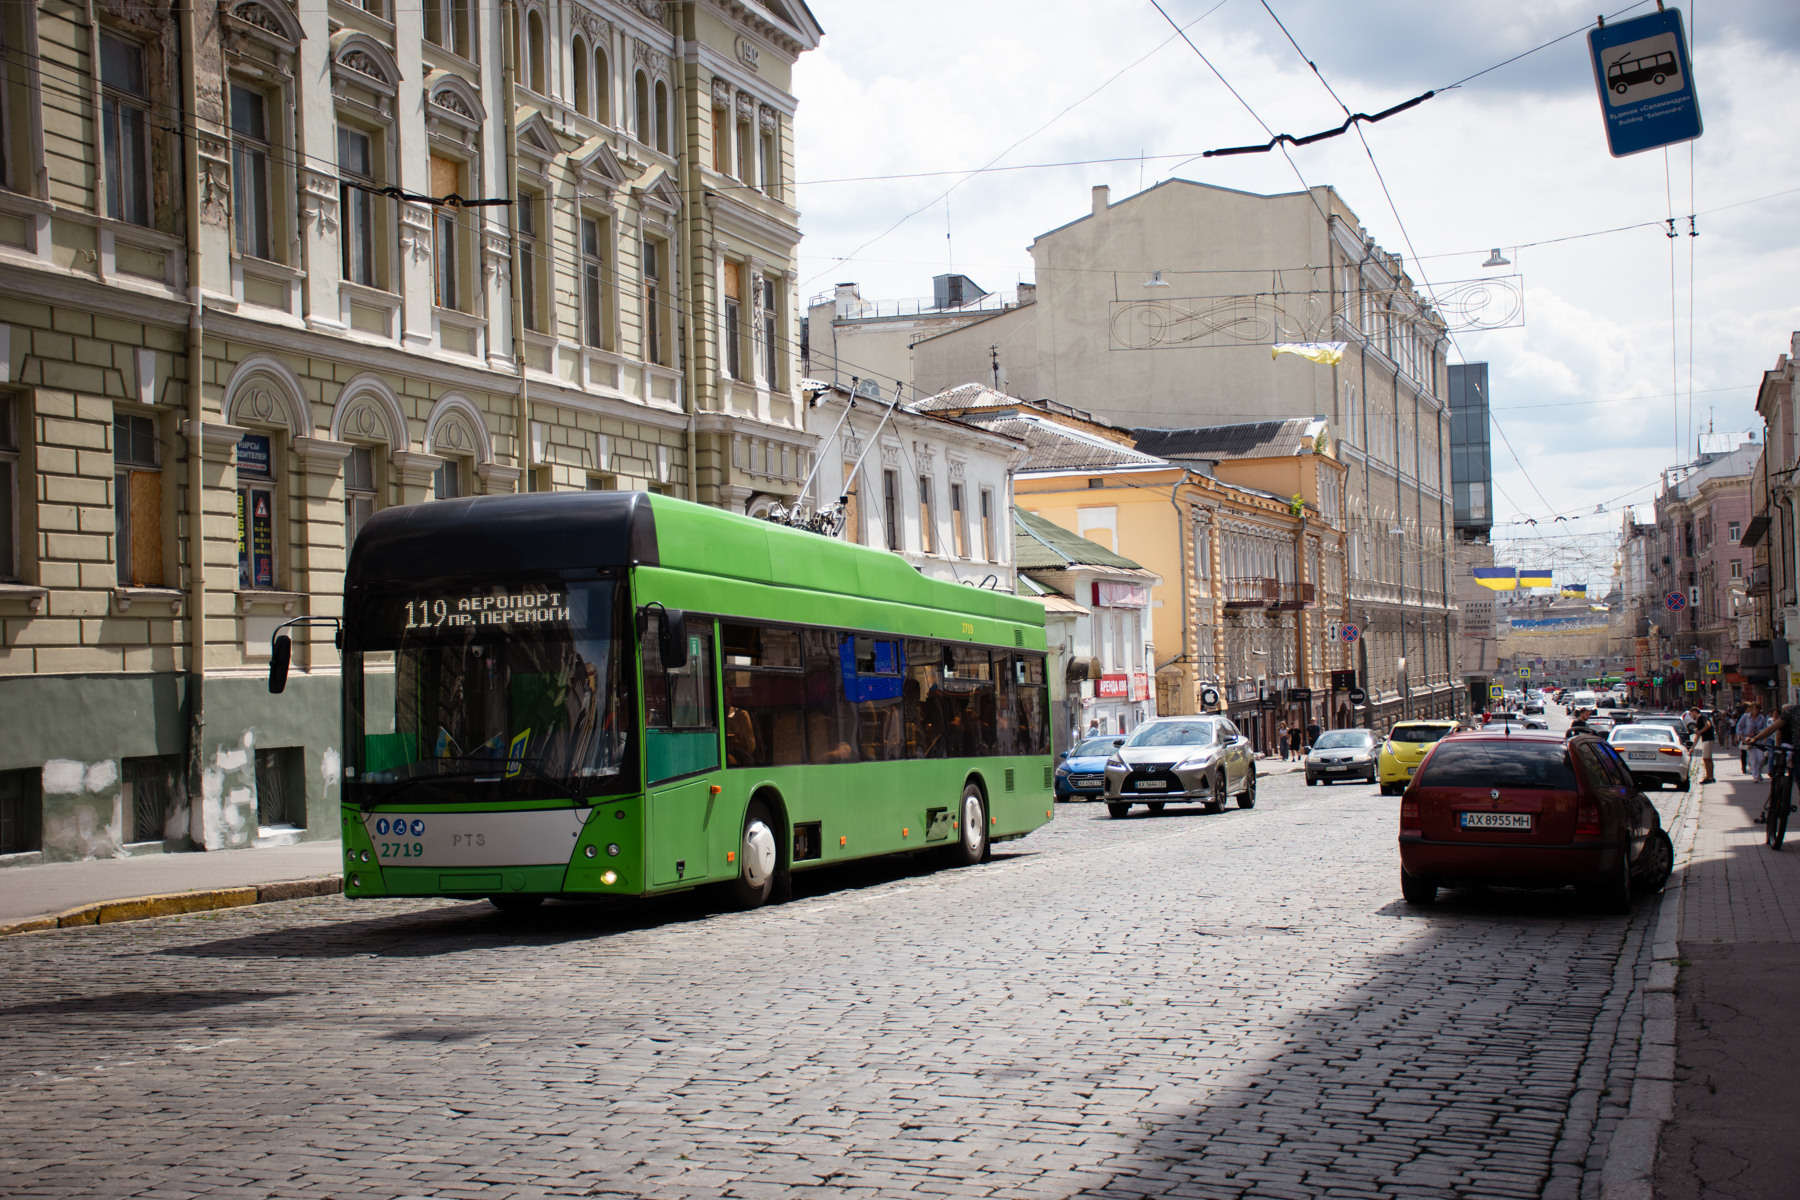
(641, 612, 720, 886)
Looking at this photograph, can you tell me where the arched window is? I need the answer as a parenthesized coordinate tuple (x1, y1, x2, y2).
(653, 79, 668, 153)
(526, 9, 545, 93)
(633, 70, 648, 144)
(571, 35, 588, 115)
(594, 46, 610, 125)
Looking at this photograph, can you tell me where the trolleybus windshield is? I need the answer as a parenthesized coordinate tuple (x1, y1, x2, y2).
(345, 574, 633, 803)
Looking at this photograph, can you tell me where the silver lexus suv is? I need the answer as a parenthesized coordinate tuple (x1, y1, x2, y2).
(1102, 716, 1257, 818)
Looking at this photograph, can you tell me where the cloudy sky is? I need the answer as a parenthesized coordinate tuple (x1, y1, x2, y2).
(789, 0, 1800, 580)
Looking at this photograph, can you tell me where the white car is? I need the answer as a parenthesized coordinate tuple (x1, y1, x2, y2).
(1102, 716, 1257, 817)
(1608, 725, 1692, 791)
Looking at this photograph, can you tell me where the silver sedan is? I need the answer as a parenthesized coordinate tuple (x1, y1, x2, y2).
(1102, 716, 1257, 817)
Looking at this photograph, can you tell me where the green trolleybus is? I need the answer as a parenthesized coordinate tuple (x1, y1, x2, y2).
(317, 491, 1053, 910)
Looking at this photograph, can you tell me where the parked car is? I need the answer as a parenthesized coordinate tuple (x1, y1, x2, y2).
(1607, 725, 1692, 790)
(1054, 737, 1119, 801)
(1522, 698, 1545, 715)
(1378, 720, 1461, 795)
(1304, 728, 1378, 785)
(1102, 715, 1257, 817)
(1398, 730, 1674, 912)
(1633, 714, 1693, 747)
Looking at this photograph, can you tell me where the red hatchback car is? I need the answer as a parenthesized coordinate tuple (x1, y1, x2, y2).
(1398, 729, 1674, 912)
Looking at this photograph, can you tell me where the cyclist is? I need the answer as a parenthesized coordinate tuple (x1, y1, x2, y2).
(1745, 702, 1800, 843)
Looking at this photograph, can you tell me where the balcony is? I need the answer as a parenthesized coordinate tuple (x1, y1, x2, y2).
(1222, 578, 1316, 610)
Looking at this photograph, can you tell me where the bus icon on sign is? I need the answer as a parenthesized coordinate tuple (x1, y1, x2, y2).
(1609, 49, 1677, 95)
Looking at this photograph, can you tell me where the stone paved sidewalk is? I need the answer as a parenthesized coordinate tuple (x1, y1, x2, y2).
(1656, 771, 1800, 1198)
(0, 839, 342, 921)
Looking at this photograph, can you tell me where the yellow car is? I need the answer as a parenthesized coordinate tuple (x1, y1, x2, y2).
(1377, 720, 1461, 795)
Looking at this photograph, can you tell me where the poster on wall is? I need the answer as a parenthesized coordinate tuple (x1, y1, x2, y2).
(251, 492, 274, 588)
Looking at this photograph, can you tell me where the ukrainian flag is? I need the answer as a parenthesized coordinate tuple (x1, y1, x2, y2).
(1519, 568, 1553, 589)
(1561, 583, 1588, 598)
(1472, 566, 1517, 591)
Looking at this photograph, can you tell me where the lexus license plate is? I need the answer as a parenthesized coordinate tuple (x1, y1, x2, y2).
(1460, 811, 1532, 831)
(1135, 780, 1167, 790)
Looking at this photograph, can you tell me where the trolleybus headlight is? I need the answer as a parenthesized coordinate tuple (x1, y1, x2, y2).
(584, 845, 597, 858)
(601, 871, 618, 885)
(606, 843, 620, 857)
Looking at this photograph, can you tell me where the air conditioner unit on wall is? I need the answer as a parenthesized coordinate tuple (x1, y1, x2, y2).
(1785, 610, 1800, 644)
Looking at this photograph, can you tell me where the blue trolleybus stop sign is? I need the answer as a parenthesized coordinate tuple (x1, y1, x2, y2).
(1588, 9, 1702, 158)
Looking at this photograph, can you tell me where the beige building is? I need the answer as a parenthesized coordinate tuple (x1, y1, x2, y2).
(1019, 179, 1459, 724)
(0, 0, 823, 864)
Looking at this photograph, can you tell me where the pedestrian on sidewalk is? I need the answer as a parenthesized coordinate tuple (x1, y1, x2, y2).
(1738, 704, 1764, 775)
(1691, 707, 1716, 783)
(1745, 701, 1800, 820)
(1306, 721, 1321, 751)
(1277, 728, 1290, 761)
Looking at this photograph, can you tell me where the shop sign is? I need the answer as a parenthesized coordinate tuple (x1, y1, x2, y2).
(1097, 674, 1130, 699)
(1129, 672, 1149, 702)
(1093, 582, 1149, 608)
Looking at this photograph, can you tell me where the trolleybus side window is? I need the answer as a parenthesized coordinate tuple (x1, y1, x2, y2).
(804, 630, 859, 764)
(841, 634, 904, 762)
(721, 622, 805, 768)
(641, 617, 717, 783)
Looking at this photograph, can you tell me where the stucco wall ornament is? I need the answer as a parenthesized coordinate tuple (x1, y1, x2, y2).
(710, 77, 731, 109)
(735, 90, 753, 122)
(632, 0, 662, 17)
(759, 103, 777, 133)
(735, 35, 760, 71)
(340, 49, 387, 82)
(633, 37, 668, 80)
(433, 89, 474, 118)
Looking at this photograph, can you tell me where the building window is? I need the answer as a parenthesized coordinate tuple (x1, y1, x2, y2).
(761, 278, 778, 387)
(230, 83, 273, 260)
(586, 473, 616, 491)
(526, 8, 545, 93)
(842, 460, 860, 544)
(1731, 559, 1742, 579)
(1729, 521, 1741, 542)
(433, 458, 462, 499)
(115, 412, 162, 586)
(345, 445, 377, 548)
(0, 1, 36, 196)
(236, 432, 277, 589)
(101, 33, 151, 227)
(593, 45, 610, 125)
(950, 482, 967, 557)
(978, 487, 993, 562)
(581, 216, 608, 349)
(651, 79, 668, 154)
(737, 108, 753, 183)
(424, 0, 470, 57)
(712, 98, 729, 173)
(0, 767, 40, 854)
(430, 155, 462, 310)
(882, 469, 898, 551)
(0, 396, 15, 580)
(255, 746, 305, 828)
(338, 126, 378, 287)
(759, 116, 775, 197)
(523, 465, 549, 492)
(633, 69, 649, 145)
(571, 35, 588, 114)
(122, 754, 180, 844)
(643, 237, 665, 366)
(723, 261, 743, 380)
(917, 475, 934, 554)
(518, 188, 541, 332)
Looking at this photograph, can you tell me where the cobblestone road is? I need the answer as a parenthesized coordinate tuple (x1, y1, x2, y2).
(0, 767, 1672, 1200)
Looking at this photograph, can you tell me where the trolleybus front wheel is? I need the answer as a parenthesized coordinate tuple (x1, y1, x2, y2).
(950, 783, 989, 866)
(728, 800, 780, 908)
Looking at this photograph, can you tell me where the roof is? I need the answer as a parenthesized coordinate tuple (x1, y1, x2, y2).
(962, 410, 1169, 473)
(1012, 506, 1146, 572)
(1133, 417, 1329, 462)
(911, 385, 1134, 441)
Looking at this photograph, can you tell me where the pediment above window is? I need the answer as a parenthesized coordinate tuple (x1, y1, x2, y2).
(331, 32, 400, 97)
(220, 0, 304, 54)
(637, 170, 680, 217)
(424, 70, 485, 144)
(572, 137, 630, 192)
(514, 110, 562, 175)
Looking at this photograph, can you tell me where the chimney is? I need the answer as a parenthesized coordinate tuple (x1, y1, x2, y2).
(1092, 185, 1109, 216)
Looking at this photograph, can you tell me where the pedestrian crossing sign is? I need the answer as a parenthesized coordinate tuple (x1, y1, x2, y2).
(1684, 680, 1697, 692)
(1489, 683, 1504, 699)
(1707, 660, 1721, 674)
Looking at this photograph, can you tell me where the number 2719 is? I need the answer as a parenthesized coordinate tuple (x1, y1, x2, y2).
(380, 842, 424, 858)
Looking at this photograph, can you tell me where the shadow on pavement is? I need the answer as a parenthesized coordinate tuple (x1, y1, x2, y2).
(154, 846, 1035, 961)
(1064, 885, 1653, 1199)
(0, 988, 300, 1020)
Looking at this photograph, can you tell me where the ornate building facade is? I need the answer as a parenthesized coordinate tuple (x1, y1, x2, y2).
(0, 0, 822, 863)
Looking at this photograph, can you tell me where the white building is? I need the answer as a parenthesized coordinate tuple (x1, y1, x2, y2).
(791, 382, 1025, 590)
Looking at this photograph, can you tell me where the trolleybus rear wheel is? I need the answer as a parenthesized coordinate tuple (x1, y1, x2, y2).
(949, 783, 989, 866)
(728, 800, 780, 908)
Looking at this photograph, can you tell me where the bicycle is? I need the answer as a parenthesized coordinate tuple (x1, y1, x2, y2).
(1767, 742, 1793, 851)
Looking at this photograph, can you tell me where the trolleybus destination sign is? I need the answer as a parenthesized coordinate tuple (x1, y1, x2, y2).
(1588, 8, 1702, 158)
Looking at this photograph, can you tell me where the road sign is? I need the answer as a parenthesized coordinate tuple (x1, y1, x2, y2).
(1685, 680, 1697, 692)
(1518, 667, 1531, 678)
(1665, 591, 1687, 611)
(1348, 687, 1367, 705)
(1589, 9, 1702, 158)
(1707, 660, 1721, 675)
(1489, 683, 1504, 700)
(1339, 623, 1361, 644)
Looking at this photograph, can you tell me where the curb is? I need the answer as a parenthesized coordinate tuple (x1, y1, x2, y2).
(0, 875, 343, 937)
(1599, 770, 1702, 1200)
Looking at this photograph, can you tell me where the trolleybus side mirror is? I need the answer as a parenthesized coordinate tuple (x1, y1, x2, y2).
(269, 635, 292, 694)
(660, 608, 689, 670)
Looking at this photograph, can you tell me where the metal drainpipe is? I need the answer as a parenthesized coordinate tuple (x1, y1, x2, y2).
(181, 0, 208, 838)
(502, 0, 527, 488)
(1157, 468, 1194, 710)
(674, 8, 699, 502)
